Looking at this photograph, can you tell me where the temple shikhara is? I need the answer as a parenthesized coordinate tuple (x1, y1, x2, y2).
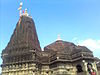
(1, 2, 100, 75)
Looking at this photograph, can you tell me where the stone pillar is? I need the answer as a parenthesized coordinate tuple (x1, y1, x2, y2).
(82, 60, 88, 75)
(33, 72, 35, 75)
(93, 62, 98, 75)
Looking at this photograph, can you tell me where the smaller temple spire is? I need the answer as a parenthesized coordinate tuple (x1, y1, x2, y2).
(56, 34, 62, 40)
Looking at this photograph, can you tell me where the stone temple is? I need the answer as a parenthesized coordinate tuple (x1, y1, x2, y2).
(1, 4, 100, 75)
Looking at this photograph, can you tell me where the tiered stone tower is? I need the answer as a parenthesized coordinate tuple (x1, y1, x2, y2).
(1, 15, 41, 75)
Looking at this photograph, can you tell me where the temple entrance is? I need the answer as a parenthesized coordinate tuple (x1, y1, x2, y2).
(76, 64, 83, 73)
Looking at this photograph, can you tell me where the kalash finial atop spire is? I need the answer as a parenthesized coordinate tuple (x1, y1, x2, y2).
(18, 2, 29, 17)
(18, 2, 23, 16)
(56, 34, 62, 41)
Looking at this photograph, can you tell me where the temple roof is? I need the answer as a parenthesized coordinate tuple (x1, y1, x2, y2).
(44, 40, 93, 60)
(71, 45, 92, 54)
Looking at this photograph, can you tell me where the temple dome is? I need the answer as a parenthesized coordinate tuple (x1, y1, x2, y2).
(44, 40, 76, 54)
(44, 40, 93, 56)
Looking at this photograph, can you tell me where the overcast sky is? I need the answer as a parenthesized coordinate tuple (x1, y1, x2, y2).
(0, 0, 100, 73)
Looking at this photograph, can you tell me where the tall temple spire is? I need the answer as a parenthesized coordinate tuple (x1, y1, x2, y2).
(3, 15, 41, 54)
(12, 16, 41, 50)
